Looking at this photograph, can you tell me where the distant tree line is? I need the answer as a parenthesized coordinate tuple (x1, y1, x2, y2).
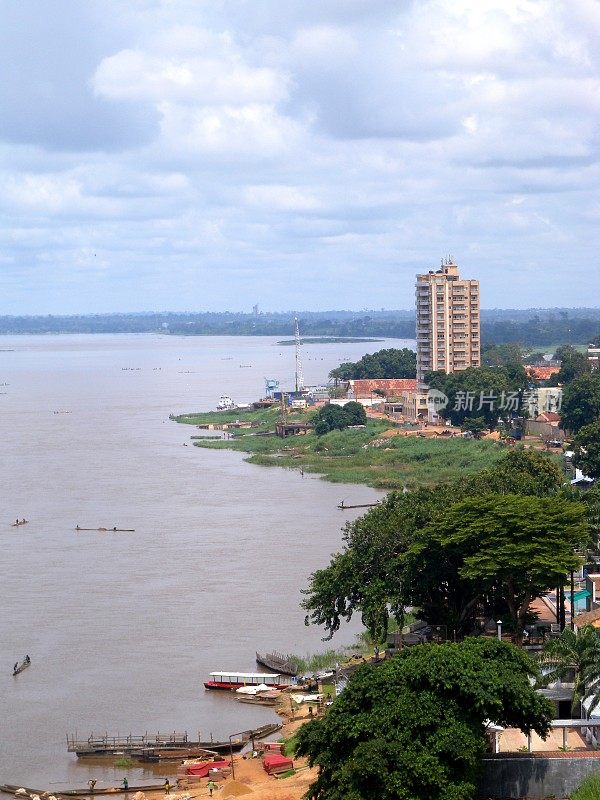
(1, 309, 599, 345)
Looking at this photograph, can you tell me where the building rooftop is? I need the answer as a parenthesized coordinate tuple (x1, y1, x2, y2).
(574, 607, 600, 627)
(347, 378, 418, 398)
(526, 365, 560, 380)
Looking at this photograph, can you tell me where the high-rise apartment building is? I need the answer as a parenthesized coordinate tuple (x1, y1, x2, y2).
(416, 258, 480, 386)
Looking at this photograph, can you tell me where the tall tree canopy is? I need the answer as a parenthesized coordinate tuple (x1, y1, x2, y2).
(313, 401, 367, 435)
(480, 342, 525, 367)
(295, 639, 553, 800)
(302, 450, 569, 641)
(436, 494, 585, 640)
(560, 373, 600, 433)
(329, 348, 416, 381)
(572, 421, 600, 479)
(552, 345, 591, 385)
(425, 365, 529, 430)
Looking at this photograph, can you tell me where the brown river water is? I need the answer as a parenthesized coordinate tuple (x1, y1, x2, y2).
(0, 334, 412, 788)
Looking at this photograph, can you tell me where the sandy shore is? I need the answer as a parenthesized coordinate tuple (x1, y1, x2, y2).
(173, 702, 316, 800)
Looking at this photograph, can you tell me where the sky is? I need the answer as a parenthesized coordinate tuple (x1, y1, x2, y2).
(1, 0, 599, 314)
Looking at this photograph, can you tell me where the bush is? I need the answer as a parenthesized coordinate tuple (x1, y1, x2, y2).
(313, 402, 367, 435)
(571, 775, 600, 800)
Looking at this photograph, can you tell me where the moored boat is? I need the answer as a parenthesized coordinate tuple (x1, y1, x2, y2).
(216, 395, 235, 411)
(204, 671, 296, 691)
(256, 651, 298, 676)
(0, 784, 167, 797)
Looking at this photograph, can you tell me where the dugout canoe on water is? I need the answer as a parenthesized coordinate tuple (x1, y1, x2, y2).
(0, 784, 167, 797)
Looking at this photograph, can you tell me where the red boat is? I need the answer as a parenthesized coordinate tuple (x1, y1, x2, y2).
(203, 671, 296, 691)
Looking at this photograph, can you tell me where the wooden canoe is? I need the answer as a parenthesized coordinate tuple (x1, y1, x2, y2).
(75, 529, 135, 532)
(0, 784, 167, 797)
(12, 659, 30, 676)
(255, 652, 297, 676)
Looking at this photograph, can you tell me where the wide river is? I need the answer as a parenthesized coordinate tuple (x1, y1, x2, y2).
(0, 333, 412, 788)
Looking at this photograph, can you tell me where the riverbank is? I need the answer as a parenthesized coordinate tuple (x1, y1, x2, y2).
(172, 408, 506, 490)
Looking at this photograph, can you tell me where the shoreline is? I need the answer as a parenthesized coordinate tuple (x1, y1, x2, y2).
(172, 408, 507, 490)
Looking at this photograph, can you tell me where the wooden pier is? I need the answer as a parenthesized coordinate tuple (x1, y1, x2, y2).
(66, 723, 281, 757)
(66, 731, 190, 756)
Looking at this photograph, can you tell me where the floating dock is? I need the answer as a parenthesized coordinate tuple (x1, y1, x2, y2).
(66, 732, 190, 756)
(66, 723, 281, 757)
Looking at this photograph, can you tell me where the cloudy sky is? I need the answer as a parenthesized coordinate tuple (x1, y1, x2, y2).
(1, 0, 599, 313)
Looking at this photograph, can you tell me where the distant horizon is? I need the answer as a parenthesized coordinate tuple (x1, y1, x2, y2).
(1, 306, 600, 318)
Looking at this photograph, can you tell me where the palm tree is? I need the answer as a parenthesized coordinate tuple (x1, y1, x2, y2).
(539, 625, 600, 715)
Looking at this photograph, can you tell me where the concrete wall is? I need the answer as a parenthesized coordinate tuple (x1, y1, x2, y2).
(524, 420, 565, 440)
(478, 755, 600, 799)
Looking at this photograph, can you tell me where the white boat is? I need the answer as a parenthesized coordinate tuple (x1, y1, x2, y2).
(204, 671, 296, 690)
(216, 395, 235, 411)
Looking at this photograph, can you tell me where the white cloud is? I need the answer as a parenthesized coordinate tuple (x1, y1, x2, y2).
(0, 0, 598, 312)
(243, 184, 323, 212)
(94, 43, 288, 106)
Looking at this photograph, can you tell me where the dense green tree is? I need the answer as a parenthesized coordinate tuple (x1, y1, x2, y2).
(560, 373, 600, 433)
(486, 447, 564, 494)
(342, 401, 368, 427)
(572, 421, 600, 480)
(437, 495, 585, 641)
(329, 348, 416, 382)
(314, 405, 350, 436)
(481, 342, 524, 367)
(460, 417, 487, 437)
(425, 366, 529, 430)
(302, 450, 567, 641)
(539, 626, 600, 714)
(579, 486, 600, 554)
(553, 345, 591, 384)
(313, 402, 367, 435)
(295, 639, 553, 800)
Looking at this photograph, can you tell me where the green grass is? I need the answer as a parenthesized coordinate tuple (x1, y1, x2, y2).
(275, 769, 296, 779)
(288, 648, 352, 673)
(532, 342, 587, 355)
(113, 757, 136, 768)
(282, 731, 299, 758)
(172, 406, 284, 427)
(172, 405, 508, 489)
(174, 408, 507, 489)
(571, 775, 600, 800)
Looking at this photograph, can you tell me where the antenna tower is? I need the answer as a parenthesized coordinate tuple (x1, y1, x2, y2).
(294, 317, 304, 393)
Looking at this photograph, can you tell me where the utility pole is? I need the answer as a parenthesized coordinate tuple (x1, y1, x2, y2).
(294, 317, 304, 393)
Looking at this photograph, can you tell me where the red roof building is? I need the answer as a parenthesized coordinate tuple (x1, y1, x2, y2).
(347, 378, 418, 399)
(526, 365, 560, 381)
(536, 411, 561, 424)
